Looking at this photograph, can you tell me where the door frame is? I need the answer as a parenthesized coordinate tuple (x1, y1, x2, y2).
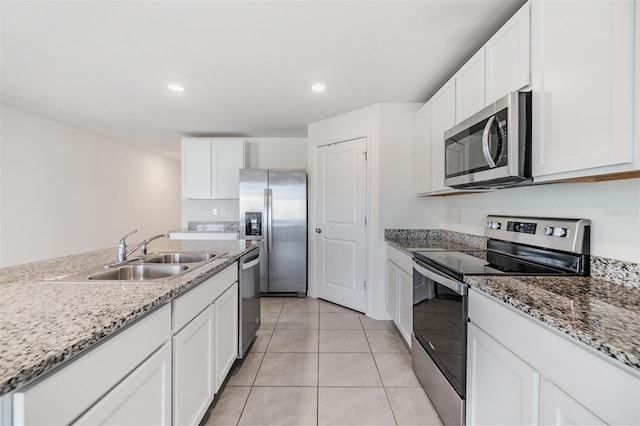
(308, 131, 372, 314)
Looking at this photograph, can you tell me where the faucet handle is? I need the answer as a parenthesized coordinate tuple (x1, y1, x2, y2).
(119, 229, 138, 245)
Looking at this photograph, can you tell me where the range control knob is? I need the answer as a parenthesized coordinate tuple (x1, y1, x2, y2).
(553, 227, 568, 237)
(485, 222, 492, 229)
(491, 221, 501, 229)
(543, 226, 554, 236)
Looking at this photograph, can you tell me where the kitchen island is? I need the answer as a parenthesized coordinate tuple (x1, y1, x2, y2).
(0, 239, 257, 410)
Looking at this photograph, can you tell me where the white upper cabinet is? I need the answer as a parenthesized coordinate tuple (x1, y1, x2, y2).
(182, 138, 245, 199)
(413, 102, 433, 195)
(182, 138, 212, 199)
(215, 139, 245, 199)
(455, 50, 485, 123)
(431, 78, 456, 193)
(531, 0, 636, 180)
(485, 2, 531, 105)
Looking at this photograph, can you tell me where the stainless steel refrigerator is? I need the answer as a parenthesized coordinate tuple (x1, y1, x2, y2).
(239, 169, 307, 295)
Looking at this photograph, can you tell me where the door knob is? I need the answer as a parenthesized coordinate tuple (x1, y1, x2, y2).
(315, 228, 322, 234)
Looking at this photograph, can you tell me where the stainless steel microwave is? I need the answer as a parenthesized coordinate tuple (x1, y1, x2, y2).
(444, 92, 531, 189)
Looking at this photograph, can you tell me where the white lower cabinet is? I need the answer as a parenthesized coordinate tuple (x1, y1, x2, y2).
(385, 246, 413, 346)
(214, 283, 239, 393)
(467, 323, 539, 425)
(172, 270, 239, 426)
(173, 306, 215, 426)
(385, 260, 399, 322)
(75, 343, 172, 426)
(396, 269, 412, 346)
(540, 379, 606, 426)
(467, 288, 640, 426)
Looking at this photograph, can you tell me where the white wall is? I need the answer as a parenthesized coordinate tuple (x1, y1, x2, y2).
(245, 137, 307, 169)
(442, 178, 640, 263)
(181, 137, 307, 227)
(308, 103, 443, 319)
(0, 105, 181, 267)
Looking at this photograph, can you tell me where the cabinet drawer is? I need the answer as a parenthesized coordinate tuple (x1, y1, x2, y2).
(469, 288, 640, 425)
(74, 342, 172, 426)
(173, 262, 238, 332)
(13, 304, 171, 426)
(386, 245, 413, 274)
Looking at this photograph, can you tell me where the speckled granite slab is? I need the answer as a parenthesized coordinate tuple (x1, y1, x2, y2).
(591, 256, 640, 289)
(187, 221, 239, 232)
(0, 239, 257, 396)
(384, 229, 487, 256)
(466, 275, 640, 372)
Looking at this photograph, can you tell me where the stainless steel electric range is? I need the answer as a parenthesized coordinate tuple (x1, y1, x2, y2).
(411, 215, 591, 425)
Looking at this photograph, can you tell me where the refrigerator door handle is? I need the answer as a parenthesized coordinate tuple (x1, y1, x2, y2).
(263, 189, 270, 255)
(266, 188, 273, 254)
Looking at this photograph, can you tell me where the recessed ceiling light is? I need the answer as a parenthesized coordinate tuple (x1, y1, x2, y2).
(311, 83, 326, 92)
(167, 83, 185, 92)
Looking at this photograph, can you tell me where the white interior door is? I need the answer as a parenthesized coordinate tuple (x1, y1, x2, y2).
(315, 138, 367, 312)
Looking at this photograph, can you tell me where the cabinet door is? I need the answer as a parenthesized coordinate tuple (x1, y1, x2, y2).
(466, 323, 540, 425)
(385, 260, 398, 322)
(455, 50, 485, 123)
(74, 343, 172, 426)
(213, 139, 245, 199)
(214, 283, 238, 393)
(485, 2, 530, 105)
(541, 380, 606, 426)
(173, 306, 215, 426)
(531, 0, 635, 179)
(413, 102, 433, 195)
(396, 268, 412, 347)
(182, 138, 212, 198)
(431, 79, 456, 192)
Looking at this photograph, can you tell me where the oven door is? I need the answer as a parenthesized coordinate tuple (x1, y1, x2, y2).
(412, 259, 467, 397)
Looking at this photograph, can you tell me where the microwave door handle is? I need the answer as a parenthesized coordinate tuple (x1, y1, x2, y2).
(482, 115, 497, 168)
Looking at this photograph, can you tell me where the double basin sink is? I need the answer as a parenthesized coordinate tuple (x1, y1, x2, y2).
(46, 252, 221, 283)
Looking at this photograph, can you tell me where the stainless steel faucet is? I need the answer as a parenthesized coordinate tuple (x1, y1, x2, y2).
(139, 233, 170, 256)
(117, 229, 138, 263)
(116, 229, 169, 263)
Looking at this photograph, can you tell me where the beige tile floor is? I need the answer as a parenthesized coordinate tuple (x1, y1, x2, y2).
(204, 297, 444, 426)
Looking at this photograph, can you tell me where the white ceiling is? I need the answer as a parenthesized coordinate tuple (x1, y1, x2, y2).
(1, 0, 525, 159)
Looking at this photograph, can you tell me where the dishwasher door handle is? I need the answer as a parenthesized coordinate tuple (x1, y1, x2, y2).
(241, 253, 261, 270)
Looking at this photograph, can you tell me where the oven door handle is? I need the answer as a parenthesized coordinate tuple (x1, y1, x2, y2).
(412, 260, 467, 296)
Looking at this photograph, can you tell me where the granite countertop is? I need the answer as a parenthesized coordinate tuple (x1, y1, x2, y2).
(0, 239, 257, 396)
(384, 229, 487, 255)
(466, 275, 640, 371)
(171, 221, 240, 233)
(385, 230, 640, 373)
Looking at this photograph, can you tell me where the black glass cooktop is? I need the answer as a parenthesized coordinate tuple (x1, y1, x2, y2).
(414, 249, 575, 282)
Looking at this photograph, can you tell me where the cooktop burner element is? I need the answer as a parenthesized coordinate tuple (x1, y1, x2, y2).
(414, 216, 591, 279)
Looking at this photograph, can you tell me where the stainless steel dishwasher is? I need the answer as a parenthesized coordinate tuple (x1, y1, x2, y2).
(238, 247, 261, 358)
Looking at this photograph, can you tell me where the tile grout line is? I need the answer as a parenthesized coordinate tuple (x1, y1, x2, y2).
(364, 316, 400, 426)
(235, 301, 283, 425)
(317, 306, 320, 426)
